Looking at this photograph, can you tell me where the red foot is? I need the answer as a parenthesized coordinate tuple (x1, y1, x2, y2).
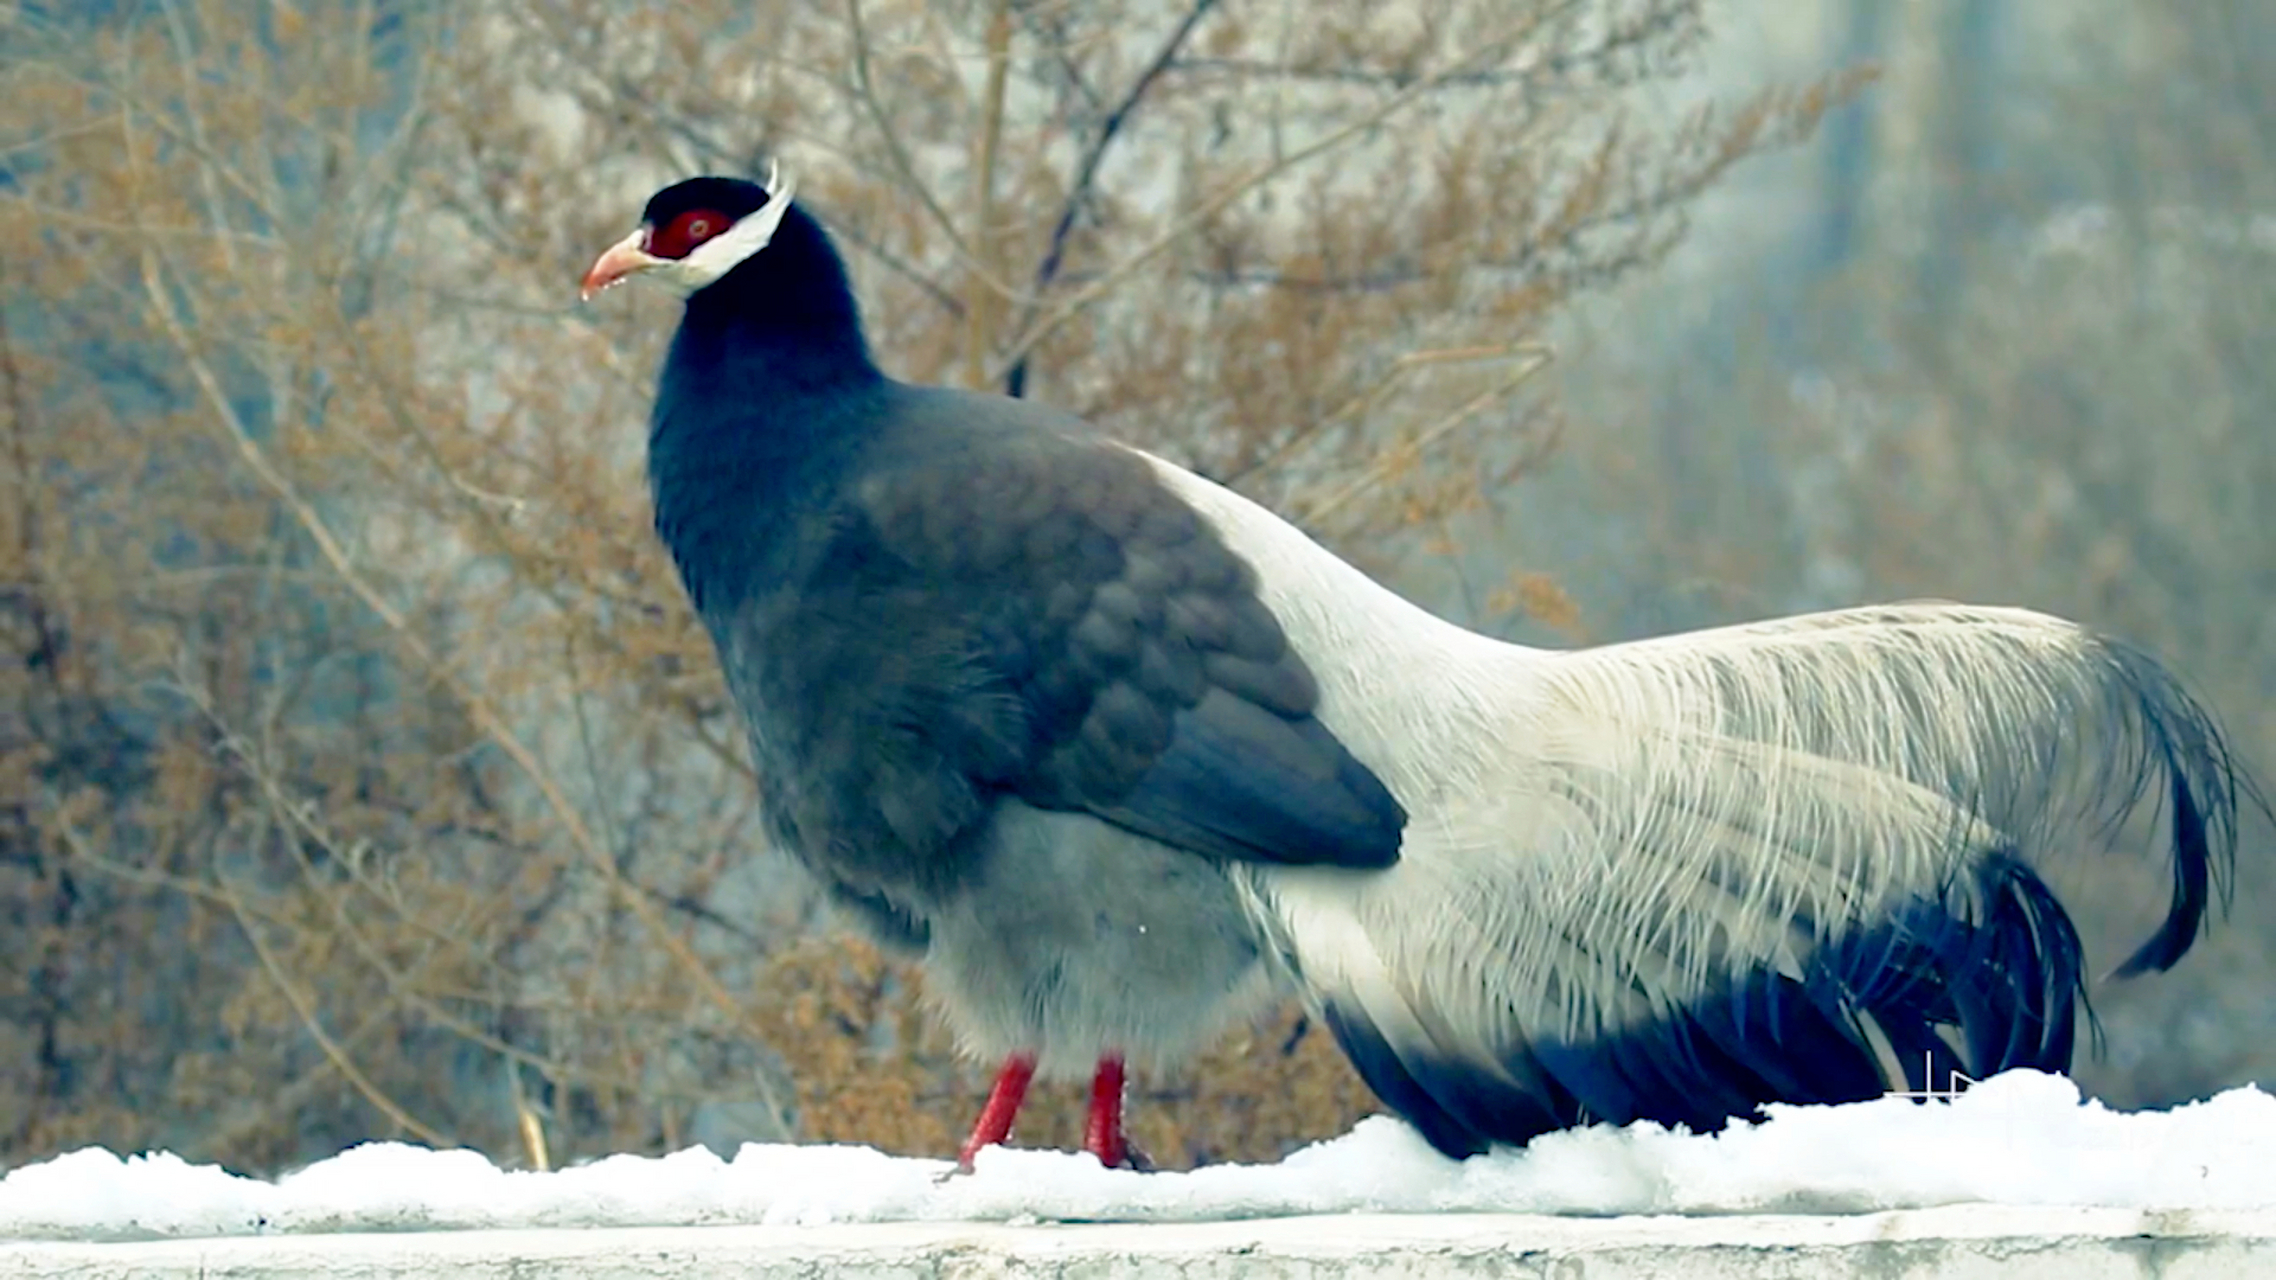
(1084, 1054, 1151, 1170)
(956, 1052, 1037, 1171)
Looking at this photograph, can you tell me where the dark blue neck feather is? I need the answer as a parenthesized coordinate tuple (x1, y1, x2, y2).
(646, 209, 887, 615)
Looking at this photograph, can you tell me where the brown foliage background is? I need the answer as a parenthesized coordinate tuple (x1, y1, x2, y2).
(0, 0, 1847, 1173)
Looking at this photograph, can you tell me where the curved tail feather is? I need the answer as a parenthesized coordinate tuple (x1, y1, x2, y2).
(1248, 604, 2259, 1158)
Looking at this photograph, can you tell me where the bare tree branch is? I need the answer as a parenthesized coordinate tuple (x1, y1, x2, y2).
(987, 0, 1578, 385)
(1005, 0, 1221, 397)
(846, 0, 1016, 301)
(133, 237, 778, 1080)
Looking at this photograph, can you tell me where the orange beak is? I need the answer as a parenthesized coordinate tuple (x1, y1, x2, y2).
(580, 227, 657, 301)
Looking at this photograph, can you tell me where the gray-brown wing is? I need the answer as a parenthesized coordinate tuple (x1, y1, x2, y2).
(832, 425, 1405, 876)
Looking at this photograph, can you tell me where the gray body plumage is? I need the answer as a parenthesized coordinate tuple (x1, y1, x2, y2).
(893, 802, 1273, 1078)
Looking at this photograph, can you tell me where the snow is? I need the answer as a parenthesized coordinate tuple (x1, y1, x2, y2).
(6, 1071, 2276, 1245)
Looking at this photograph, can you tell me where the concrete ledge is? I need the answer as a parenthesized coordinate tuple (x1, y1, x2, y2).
(7, 1207, 2276, 1279)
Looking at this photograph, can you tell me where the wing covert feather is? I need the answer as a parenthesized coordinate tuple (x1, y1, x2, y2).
(765, 410, 1403, 890)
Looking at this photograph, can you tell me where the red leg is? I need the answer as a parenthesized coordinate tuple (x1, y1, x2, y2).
(1083, 1053, 1130, 1169)
(957, 1052, 1037, 1171)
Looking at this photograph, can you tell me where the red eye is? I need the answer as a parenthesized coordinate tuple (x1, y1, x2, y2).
(649, 208, 731, 260)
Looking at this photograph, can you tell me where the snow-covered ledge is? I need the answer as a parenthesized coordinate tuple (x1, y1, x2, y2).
(7, 1207, 2276, 1278)
(6, 1073, 2275, 1278)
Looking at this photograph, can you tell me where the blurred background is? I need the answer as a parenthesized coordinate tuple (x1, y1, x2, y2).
(0, 0, 2268, 1175)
